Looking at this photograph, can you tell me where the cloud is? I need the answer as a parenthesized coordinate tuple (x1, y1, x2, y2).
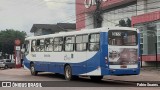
(44, 0, 76, 22)
(0, 0, 75, 36)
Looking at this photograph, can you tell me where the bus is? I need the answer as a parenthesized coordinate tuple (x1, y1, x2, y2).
(23, 27, 140, 81)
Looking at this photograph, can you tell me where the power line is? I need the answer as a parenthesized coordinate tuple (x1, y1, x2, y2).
(20, 0, 159, 24)
(56, 0, 160, 23)
(107, 6, 160, 15)
(20, 0, 160, 30)
(75, 5, 160, 30)
(28, 0, 160, 24)
(63, 7, 159, 30)
(45, 0, 84, 5)
(78, 5, 160, 21)
(45, 0, 160, 8)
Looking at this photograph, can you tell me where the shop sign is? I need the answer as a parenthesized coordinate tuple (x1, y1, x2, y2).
(16, 46, 21, 51)
(15, 39, 21, 46)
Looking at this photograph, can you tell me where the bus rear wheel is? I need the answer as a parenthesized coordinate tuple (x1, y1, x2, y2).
(30, 63, 38, 76)
(64, 65, 73, 81)
(90, 76, 103, 81)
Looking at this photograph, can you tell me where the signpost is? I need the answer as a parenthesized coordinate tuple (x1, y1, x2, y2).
(14, 39, 21, 68)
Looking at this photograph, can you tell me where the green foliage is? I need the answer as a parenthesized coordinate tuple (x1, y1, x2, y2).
(0, 29, 27, 54)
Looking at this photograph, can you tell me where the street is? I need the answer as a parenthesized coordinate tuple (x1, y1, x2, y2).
(0, 0, 160, 90)
(0, 68, 160, 90)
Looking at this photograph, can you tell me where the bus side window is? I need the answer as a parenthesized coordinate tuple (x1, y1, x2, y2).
(24, 40, 29, 54)
(45, 38, 53, 52)
(89, 33, 100, 51)
(64, 36, 75, 51)
(53, 37, 63, 52)
(36, 39, 44, 52)
(31, 40, 36, 52)
(76, 35, 88, 51)
(36, 40, 40, 46)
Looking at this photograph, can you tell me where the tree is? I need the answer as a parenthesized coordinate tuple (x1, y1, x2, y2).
(0, 29, 27, 56)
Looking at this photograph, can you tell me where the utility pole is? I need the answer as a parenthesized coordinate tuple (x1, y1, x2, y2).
(155, 43, 158, 69)
(94, 0, 103, 28)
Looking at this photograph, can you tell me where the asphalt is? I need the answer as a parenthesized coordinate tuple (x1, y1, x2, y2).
(0, 67, 160, 90)
(0, 67, 160, 82)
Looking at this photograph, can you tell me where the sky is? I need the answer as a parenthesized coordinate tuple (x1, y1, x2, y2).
(0, 0, 76, 35)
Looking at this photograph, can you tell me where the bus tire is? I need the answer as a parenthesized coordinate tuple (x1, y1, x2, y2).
(30, 63, 38, 76)
(90, 76, 103, 81)
(64, 65, 73, 81)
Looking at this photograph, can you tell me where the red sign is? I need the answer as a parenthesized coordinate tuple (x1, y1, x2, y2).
(15, 39, 21, 46)
(132, 11, 160, 26)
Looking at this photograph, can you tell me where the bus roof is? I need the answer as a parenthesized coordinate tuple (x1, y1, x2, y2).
(26, 27, 138, 40)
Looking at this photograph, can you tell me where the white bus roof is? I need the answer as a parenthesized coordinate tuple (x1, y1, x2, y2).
(26, 27, 138, 40)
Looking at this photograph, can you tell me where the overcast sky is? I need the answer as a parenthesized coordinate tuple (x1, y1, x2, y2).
(0, 0, 75, 35)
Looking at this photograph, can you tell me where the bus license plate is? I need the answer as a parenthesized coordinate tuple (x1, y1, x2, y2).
(121, 65, 127, 68)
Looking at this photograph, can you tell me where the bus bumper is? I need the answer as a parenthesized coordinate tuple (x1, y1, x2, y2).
(109, 68, 140, 75)
(101, 68, 140, 76)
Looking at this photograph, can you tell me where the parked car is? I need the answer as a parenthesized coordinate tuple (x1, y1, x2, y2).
(0, 59, 15, 69)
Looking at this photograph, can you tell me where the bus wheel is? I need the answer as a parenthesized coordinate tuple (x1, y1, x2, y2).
(30, 63, 38, 76)
(64, 65, 73, 81)
(90, 76, 103, 81)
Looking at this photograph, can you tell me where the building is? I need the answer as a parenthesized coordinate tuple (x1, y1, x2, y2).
(30, 23, 76, 36)
(76, 0, 160, 64)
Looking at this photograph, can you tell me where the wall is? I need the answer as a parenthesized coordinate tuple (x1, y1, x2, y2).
(132, 0, 160, 62)
(102, 3, 136, 27)
(76, 0, 136, 30)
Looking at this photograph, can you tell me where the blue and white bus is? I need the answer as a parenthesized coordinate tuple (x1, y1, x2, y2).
(23, 27, 140, 81)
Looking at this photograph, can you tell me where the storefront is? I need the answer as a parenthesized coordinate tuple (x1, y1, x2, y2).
(76, 0, 160, 62)
(132, 11, 160, 61)
(76, 0, 137, 30)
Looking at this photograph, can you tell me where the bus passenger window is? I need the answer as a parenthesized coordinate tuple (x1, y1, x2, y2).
(24, 40, 29, 55)
(36, 39, 44, 52)
(64, 36, 75, 51)
(45, 38, 53, 52)
(89, 33, 100, 51)
(53, 37, 63, 52)
(89, 43, 99, 51)
(76, 35, 88, 51)
(31, 40, 36, 52)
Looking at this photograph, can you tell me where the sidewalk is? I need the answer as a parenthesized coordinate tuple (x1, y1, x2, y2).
(105, 67, 160, 81)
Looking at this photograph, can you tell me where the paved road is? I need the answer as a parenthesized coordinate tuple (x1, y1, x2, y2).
(0, 68, 159, 90)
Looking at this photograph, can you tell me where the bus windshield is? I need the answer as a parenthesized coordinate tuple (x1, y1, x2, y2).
(108, 30, 137, 46)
